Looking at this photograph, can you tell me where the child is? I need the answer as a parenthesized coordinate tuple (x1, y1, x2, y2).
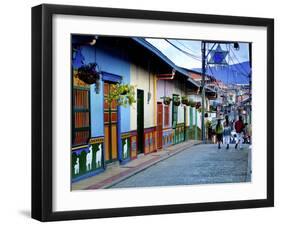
(215, 119, 224, 149)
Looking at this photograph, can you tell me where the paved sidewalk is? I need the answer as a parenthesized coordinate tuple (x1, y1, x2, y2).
(71, 140, 201, 190)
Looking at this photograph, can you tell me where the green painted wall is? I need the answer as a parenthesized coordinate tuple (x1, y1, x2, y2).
(72, 143, 103, 179)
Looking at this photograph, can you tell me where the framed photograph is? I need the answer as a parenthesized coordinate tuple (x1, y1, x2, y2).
(32, 4, 274, 221)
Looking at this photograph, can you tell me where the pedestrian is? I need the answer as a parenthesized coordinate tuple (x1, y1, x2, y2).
(206, 120, 212, 141)
(223, 115, 231, 149)
(215, 119, 224, 149)
(234, 115, 245, 149)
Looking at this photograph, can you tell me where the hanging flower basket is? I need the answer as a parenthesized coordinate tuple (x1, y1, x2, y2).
(181, 96, 189, 105)
(161, 96, 172, 105)
(189, 100, 196, 108)
(173, 96, 181, 106)
(210, 105, 216, 112)
(108, 84, 136, 107)
(119, 85, 130, 95)
(77, 63, 101, 85)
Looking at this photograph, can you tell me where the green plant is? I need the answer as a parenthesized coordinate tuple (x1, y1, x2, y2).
(181, 96, 189, 105)
(161, 96, 172, 105)
(173, 96, 181, 106)
(189, 100, 196, 108)
(108, 83, 136, 107)
(210, 105, 217, 112)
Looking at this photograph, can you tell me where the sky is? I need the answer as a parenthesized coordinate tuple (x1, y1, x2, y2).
(146, 38, 250, 70)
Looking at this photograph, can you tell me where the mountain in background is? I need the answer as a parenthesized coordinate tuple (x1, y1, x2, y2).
(193, 61, 251, 85)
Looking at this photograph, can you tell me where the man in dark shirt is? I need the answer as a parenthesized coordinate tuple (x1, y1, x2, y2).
(234, 115, 245, 149)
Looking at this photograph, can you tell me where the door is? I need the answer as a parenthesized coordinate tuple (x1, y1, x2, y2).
(104, 82, 118, 163)
(172, 94, 179, 144)
(157, 102, 163, 149)
(137, 89, 144, 154)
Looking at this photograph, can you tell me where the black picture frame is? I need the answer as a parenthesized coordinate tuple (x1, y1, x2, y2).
(32, 4, 274, 222)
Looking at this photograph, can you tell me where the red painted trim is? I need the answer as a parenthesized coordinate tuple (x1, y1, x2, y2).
(130, 134, 138, 160)
(143, 126, 156, 133)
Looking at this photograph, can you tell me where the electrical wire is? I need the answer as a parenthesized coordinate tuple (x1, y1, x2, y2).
(228, 55, 249, 78)
(174, 40, 199, 55)
(164, 39, 202, 61)
(229, 46, 250, 76)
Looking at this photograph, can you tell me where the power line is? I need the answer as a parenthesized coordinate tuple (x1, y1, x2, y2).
(228, 55, 249, 78)
(229, 46, 250, 76)
(174, 40, 199, 55)
(164, 39, 202, 61)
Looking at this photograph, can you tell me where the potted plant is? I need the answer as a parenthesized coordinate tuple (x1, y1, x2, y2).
(210, 105, 216, 112)
(181, 96, 189, 105)
(108, 83, 136, 107)
(77, 63, 101, 85)
(173, 96, 181, 106)
(161, 96, 172, 105)
(119, 84, 130, 95)
(189, 100, 196, 108)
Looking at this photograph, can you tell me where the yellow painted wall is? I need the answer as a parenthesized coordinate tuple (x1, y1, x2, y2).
(130, 63, 156, 130)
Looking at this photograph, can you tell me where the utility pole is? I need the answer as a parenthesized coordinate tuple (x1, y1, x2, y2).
(201, 41, 206, 143)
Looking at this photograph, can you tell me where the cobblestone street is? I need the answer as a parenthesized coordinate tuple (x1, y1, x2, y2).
(110, 144, 251, 188)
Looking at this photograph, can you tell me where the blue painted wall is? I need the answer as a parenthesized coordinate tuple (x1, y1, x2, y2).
(72, 43, 131, 137)
(90, 82, 104, 137)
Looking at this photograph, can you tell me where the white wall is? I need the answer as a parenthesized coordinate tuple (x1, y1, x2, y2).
(189, 94, 202, 102)
(1, 0, 280, 226)
(197, 111, 202, 129)
(186, 106, 190, 126)
(130, 63, 156, 129)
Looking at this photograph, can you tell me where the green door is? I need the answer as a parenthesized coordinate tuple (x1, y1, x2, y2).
(172, 94, 178, 144)
(137, 89, 144, 154)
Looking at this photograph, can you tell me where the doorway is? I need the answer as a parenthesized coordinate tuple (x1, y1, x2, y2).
(137, 89, 144, 154)
(156, 102, 163, 149)
(104, 82, 118, 163)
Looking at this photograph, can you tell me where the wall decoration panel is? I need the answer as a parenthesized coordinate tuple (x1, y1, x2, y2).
(71, 137, 105, 182)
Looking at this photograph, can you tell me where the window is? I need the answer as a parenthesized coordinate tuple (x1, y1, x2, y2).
(72, 87, 90, 146)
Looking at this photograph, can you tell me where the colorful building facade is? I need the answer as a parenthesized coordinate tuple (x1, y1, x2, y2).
(71, 36, 216, 182)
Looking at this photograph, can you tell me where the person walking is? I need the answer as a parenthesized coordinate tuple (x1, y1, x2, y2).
(234, 115, 245, 149)
(215, 119, 224, 149)
(223, 115, 232, 149)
